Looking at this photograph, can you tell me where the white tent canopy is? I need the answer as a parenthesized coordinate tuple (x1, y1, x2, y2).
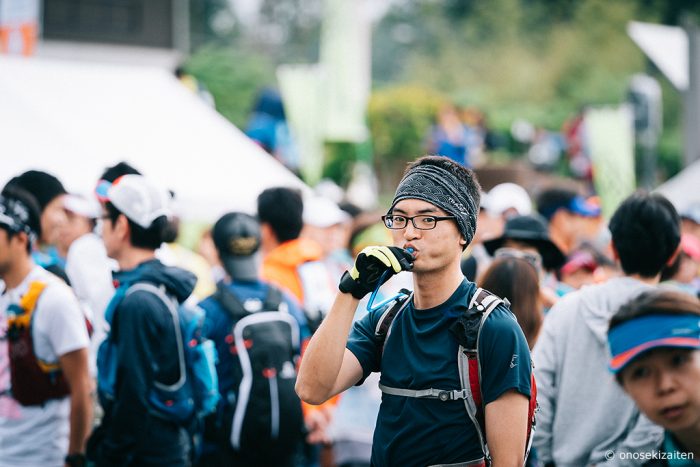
(0, 55, 308, 222)
(627, 21, 688, 91)
(655, 159, 700, 213)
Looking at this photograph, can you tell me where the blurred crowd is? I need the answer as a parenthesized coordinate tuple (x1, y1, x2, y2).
(0, 159, 699, 467)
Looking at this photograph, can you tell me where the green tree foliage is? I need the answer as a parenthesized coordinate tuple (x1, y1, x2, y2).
(367, 86, 447, 186)
(184, 0, 699, 185)
(184, 45, 275, 127)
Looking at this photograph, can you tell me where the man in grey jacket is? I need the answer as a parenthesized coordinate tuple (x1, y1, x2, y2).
(533, 192, 681, 466)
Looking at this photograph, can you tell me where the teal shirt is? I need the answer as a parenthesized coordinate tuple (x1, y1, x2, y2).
(663, 432, 698, 466)
(347, 279, 532, 467)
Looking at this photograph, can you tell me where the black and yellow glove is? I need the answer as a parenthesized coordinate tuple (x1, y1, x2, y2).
(339, 246, 414, 299)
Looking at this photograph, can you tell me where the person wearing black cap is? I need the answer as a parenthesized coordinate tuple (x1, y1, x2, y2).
(483, 214, 566, 310)
(197, 212, 309, 467)
(483, 214, 565, 272)
(0, 188, 92, 467)
(4, 170, 70, 282)
(297, 156, 533, 467)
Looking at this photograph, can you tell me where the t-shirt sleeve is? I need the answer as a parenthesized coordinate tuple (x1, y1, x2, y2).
(34, 281, 90, 360)
(346, 308, 381, 385)
(478, 306, 532, 405)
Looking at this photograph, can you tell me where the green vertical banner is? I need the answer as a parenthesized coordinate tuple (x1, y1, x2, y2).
(277, 64, 325, 185)
(319, 0, 371, 143)
(585, 105, 636, 218)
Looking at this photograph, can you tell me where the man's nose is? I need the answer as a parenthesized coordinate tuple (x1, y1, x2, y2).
(403, 221, 421, 240)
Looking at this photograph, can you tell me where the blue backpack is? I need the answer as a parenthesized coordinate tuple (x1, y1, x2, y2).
(97, 282, 219, 424)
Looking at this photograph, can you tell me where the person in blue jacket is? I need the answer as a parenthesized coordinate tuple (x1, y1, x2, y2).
(87, 175, 196, 466)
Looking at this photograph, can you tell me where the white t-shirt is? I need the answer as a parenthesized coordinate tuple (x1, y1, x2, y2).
(0, 265, 90, 467)
(65, 232, 116, 375)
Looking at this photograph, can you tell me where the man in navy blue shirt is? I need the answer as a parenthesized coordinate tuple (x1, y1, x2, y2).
(297, 156, 532, 467)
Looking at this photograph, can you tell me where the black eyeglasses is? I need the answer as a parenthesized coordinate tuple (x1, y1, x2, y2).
(382, 214, 456, 230)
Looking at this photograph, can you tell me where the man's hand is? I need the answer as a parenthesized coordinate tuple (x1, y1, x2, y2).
(305, 407, 333, 445)
(339, 246, 414, 299)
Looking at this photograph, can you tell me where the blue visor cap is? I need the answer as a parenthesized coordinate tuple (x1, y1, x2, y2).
(569, 196, 601, 217)
(608, 314, 700, 373)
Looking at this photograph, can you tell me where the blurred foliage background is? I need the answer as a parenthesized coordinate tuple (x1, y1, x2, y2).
(184, 0, 698, 188)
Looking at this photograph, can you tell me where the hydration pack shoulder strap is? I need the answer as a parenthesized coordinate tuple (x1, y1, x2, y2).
(125, 283, 187, 392)
(263, 285, 284, 312)
(214, 282, 249, 318)
(374, 289, 412, 354)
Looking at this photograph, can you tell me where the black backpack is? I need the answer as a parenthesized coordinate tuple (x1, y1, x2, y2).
(212, 283, 304, 459)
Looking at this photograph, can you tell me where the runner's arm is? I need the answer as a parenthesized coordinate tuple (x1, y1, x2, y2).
(485, 389, 529, 467)
(59, 348, 93, 457)
(296, 292, 363, 404)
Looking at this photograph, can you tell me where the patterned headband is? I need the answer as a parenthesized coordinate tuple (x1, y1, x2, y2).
(389, 164, 479, 245)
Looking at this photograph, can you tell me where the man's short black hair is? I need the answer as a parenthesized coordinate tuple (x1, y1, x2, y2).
(536, 187, 577, 221)
(0, 187, 42, 254)
(609, 191, 680, 278)
(105, 201, 168, 250)
(100, 162, 141, 183)
(257, 187, 303, 244)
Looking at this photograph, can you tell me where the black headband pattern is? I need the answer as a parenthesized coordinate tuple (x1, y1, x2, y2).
(0, 195, 37, 244)
(389, 164, 479, 244)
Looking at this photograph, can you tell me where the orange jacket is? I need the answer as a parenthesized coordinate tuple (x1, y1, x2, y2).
(262, 238, 340, 415)
(261, 238, 324, 303)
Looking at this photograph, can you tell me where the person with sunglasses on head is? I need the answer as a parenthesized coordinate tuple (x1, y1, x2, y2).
(297, 156, 533, 467)
(608, 290, 700, 466)
(483, 213, 565, 309)
(533, 192, 681, 467)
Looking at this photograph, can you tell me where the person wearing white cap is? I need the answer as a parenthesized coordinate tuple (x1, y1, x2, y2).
(57, 194, 115, 377)
(301, 196, 353, 283)
(88, 175, 197, 466)
(461, 183, 533, 282)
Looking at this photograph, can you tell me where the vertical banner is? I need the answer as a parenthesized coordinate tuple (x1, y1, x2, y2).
(585, 105, 636, 218)
(0, 0, 39, 56)
(277, 64, 326, 185)
(319, 0, 371, 142)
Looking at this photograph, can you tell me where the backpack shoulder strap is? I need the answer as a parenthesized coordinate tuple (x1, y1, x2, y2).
(125, 282, 187, 392)
(457, 286, 505, 465)
(213, 282, 249, 318)
(374, 289, 412, 353)
(10, 281, 48, 329)
(263, 284, 284, 311)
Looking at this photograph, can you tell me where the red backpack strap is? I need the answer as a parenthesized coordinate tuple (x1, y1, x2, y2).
(458, 287, 538, 466)
(455, 287, 504, 465)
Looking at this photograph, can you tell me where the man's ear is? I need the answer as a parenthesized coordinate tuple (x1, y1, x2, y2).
(9, 231, 30, 252)
(610, 241, 620, 262)
(115, 214, 130, 240)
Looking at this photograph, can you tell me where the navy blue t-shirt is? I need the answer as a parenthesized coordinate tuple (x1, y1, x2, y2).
(347, 279, 532, 467)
